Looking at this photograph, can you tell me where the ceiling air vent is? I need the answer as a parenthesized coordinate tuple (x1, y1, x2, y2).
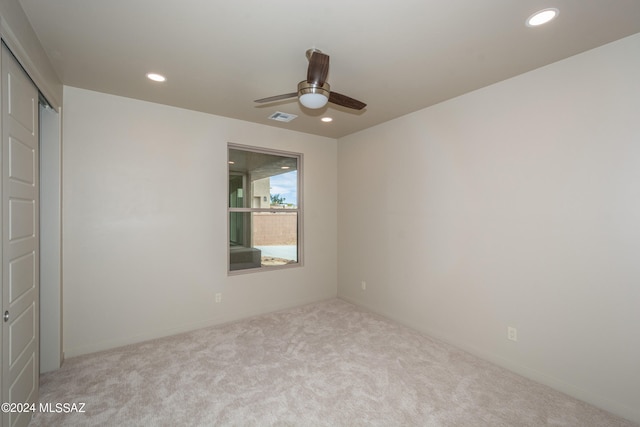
(268, 112, 298, 122)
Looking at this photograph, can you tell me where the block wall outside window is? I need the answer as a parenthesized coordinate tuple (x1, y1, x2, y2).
(252, 212, 297, 246)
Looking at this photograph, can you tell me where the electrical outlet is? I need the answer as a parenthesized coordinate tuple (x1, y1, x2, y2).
(361, 281, 366, 290)
(507, 326, 518, 342)
(215, 293, 222, 303)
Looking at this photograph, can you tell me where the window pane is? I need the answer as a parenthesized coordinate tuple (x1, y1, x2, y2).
(228, 148, 298, 208)
(253, 211, 298, 266)
(229, 211, 298, 271)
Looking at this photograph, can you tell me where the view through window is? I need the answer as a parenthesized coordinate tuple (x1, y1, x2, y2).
(228, 144, 302, 272)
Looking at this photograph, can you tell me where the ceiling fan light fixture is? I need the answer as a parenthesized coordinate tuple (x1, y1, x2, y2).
(299, 93, 328, 109)
(298, 81, 330, 109)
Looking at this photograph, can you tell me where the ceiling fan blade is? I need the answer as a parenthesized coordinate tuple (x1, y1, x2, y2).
(328, 91, 367, 110)
(307, 51, 330, 85)
(254, 92, 298, 103)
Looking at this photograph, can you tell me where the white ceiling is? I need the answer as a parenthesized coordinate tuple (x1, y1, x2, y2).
(19, 0, 640, 139)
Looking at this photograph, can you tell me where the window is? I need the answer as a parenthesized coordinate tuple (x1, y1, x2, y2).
(228, 144, 302, 272)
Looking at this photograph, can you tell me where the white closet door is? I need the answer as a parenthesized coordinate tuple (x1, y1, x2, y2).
(1, 44, 40, 427)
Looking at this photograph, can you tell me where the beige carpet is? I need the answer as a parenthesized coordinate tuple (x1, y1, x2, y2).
(31, 299, 636, 426)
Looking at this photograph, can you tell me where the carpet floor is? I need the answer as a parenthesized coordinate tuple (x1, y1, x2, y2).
(31, 299, 636, 426)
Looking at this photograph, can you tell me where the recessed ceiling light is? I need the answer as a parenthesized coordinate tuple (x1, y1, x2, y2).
(321, 117, 333, 123)
(228, 161, 235, 165)
(526, 8, 559, 27)
(146, 73, 166, 82)
(281, 166, 290, 170)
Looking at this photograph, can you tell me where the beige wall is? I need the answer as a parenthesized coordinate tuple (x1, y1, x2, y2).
(337, 33, 640, 424)
(62, 87, 338, 357)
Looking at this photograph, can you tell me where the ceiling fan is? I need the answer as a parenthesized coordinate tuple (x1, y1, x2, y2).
(254, 49, 366, 111)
